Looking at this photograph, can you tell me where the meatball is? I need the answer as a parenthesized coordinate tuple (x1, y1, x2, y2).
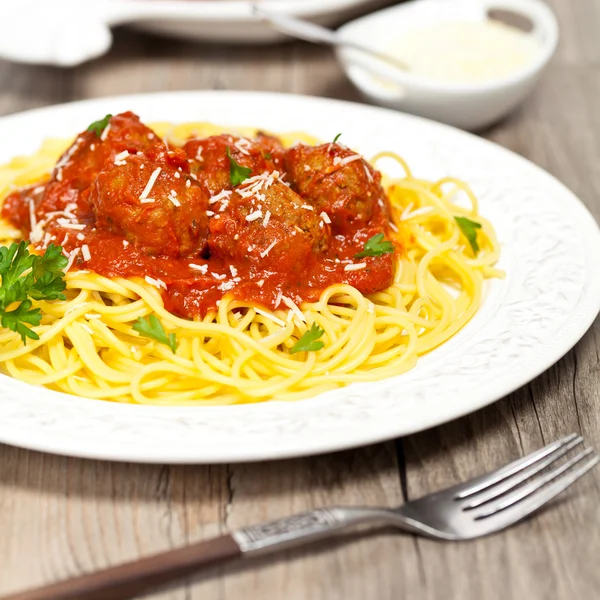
(183, 134, 282, 196)
(285, 143, 388, 233)
(52, 111, 165, 191)
(254, 132, 286, 170)
(208, 177, 328, 272)
(89, 154, 210, 258)
(1, 182, 47, 234)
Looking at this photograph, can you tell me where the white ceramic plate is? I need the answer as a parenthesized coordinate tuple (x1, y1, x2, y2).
(122, 0, 393, 44)
(0, 91, 598, 464)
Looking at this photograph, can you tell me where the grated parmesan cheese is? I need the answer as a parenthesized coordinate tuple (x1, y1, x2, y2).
(281, 295, 306, 322)
(333, 154, 362, 167)
(219, 281, 236, 292)
(401, 206, 434, 220)
(64, 248, 80, 272)
(344, 262, 367, 271)
(28, 198, 37, 233)
(245, 209, 263, 222)
(189, 263, 208, 274)
(100, 123, 111, 141)
(57, 221, 86, 231)
(139, 167, 161, 201)
(260, 240, 278, 258)
(234, 138, 252, 156)
(209, 189, 232, 205)
(81, 245, 91, 261)
(145, 275, 166, 289)
(114, 150, 129, 166)
(254, 307, 286, 327)
(320, 211, 331, 224)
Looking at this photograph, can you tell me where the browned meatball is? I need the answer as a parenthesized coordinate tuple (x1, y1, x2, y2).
(183, 134, 282, 197)
(254, 132, 286, 170)
(285, 143, 388, 234)
(208, 177, 328, 271)
(53, 111, 165, 191)
(89, 154, 210, 258)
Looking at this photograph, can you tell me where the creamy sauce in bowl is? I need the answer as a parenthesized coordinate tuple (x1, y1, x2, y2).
(386, 19, 542, 84)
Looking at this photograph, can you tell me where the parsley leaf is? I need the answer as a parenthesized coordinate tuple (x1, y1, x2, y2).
(263, 152, 272, 160)
(0, 242, 68, 344)
(354, 233, 394, 259)
(87, 114, 112, 137)
(29, 244, 68, 301)
(333, 133, 342, 144)
(455, 216, 482, 254)
(1, 299, 41, 343)
(290, 322, 325, 354)
(132, 315, 177, 353)
(226, 146, 253, 186)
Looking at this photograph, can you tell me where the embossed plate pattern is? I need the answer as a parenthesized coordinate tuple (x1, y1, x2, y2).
(0, 92, 598, 463)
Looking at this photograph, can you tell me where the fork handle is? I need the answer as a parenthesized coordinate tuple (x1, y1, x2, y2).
(0, 508, 400, 600)
(0, 534, 241, 600)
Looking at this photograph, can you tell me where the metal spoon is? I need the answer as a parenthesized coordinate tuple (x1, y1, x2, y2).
(253, 6, 410, 73)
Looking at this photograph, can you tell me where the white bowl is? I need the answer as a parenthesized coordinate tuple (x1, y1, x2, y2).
(336, 0, 559, 130)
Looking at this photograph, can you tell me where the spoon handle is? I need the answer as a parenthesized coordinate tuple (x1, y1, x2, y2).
(254, 7, 408, 72)
(252, 6, 338, 45)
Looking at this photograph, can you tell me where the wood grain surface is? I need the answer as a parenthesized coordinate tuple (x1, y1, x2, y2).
(0, 1, 598, 598)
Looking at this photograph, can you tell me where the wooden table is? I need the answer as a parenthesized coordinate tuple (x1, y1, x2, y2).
(1, 1, 599, 598)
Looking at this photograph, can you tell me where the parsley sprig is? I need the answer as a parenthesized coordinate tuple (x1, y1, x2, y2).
(355, 233, 394, 259)
(0, 242, 68, 344)
(87, 114, 112, 137)
(291, 322, 325, 354)
(455, 216, 482, 254)
(226, 146, 253, 186)
(133, 315, 177, 353)
(333, 133, 342, 144)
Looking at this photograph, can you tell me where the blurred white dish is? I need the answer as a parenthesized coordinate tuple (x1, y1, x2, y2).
(126, 0, 393, 44)
(0, 0, 393, 67)
(336, 0, 559, 130)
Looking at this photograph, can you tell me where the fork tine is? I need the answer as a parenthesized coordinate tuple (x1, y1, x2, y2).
(455, 433, 580, 499)
(474, 449, 598, 519)
(462, 435, 584, 509)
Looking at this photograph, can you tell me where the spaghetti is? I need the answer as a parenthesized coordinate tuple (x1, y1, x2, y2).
(0, 117, 501, 405)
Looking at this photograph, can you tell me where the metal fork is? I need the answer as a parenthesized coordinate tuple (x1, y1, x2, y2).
(3, 434, 597, 600)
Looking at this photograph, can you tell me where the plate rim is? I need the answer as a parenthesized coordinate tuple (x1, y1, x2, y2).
(0, 89, 598, 464)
